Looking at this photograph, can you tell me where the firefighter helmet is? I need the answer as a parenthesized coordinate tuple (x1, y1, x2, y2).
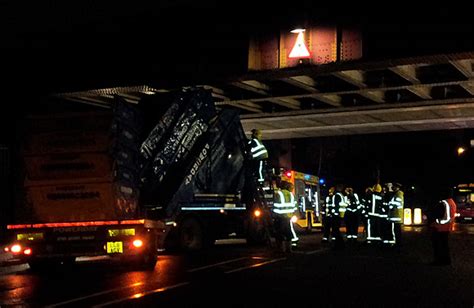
(372, 184, 382, 193)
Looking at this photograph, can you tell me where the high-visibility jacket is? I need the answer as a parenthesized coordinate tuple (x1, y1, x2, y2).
(368, 192, 385, 218)
(273, 189, 296, 217)
(345, 193, 361, 214)
(431, 198, 457, 232)
(388, 190, 404, 223)
(248, 138, 268, 160)
(360, 193, 371, 218)
(324, 194, 334, 217)
(333, 192, 346, 217)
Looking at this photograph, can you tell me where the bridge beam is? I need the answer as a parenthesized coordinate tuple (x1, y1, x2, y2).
(407, 85, 432, 99)
(332, 70, 367, 88)
(389, 65, 421, 84)
(360, 90, 385, 103)
(449, 59, 473, 78)
(282, 76, 319, 93)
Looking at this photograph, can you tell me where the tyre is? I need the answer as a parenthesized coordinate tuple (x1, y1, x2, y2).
(246, 218, 270, 246)
(179, 217, 203, 251)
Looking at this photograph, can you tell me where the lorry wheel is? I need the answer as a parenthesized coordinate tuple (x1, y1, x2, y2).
(246, 225, 268, 246)
(245, 217, 269, 246)
(179, 218, 203, 251)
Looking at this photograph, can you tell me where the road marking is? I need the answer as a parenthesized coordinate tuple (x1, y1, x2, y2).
(224, 257, 286, 274)
(305, 248, 331, 255)
(45, 282, 144, 307)
(187, 257, 248, 272)
(92, 282, 190, 307)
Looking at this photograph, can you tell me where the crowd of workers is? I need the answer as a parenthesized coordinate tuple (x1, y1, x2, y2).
(247, 128, 457, 263)
(321, 182, 404, 249)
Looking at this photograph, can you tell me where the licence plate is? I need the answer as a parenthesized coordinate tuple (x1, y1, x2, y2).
(106, 241, 123, 253)
(464, 217, 472, 221)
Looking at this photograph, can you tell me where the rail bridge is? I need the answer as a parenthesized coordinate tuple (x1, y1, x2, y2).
(56, 52, 474, 140)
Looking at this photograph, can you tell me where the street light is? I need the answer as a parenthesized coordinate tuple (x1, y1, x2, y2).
(457, 147, 466, 156)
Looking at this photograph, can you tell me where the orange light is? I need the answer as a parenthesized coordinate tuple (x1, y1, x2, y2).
(11, 244, 22, 253)
(120, 219, 145, 225)
(23, 248, 32, 255)
(457, 147, 466, 156)
(132, 239, 144, 248)
(7, 219, 145, 229)
(254, 209, 261, 217)
(291, 215, 298, 223)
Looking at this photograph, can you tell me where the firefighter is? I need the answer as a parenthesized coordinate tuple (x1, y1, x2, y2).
(247, 129, 268, 184)
(360, 186, 373, 240)
(344, 187, 360, 241)
(430, 189, 456, 265)
(272, 180, 297, 253)
(387, 183, 404, 247)
(366, 184, 383, 244)
(322, 186, 335, 243)
(382, 183, 394, 246)
(331, 184, 345, 249)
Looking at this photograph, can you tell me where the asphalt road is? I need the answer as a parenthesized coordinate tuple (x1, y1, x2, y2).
(0, 224, 473, 307)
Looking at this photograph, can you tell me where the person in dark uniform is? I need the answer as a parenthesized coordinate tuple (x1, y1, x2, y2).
(331, 184, 345, 249)
(322, 186, 335, 243)
(388, 183, 404, 247)
(344, 187, 361, 242)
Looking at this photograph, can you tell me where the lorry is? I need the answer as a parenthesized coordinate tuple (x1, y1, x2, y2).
(4, 87, 271, 270)
(280, 169, 322, 232)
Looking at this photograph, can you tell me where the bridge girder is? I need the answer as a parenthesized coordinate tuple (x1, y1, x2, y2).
(55, 52, 474, 139)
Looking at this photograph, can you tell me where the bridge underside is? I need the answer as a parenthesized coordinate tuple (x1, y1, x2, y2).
(56, 52, 474, 140)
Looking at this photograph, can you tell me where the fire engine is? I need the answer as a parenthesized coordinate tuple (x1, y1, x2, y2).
(280, 169, 322, 232)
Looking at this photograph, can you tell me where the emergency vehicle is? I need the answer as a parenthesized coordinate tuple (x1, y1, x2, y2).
(454, 183, 474, 222)
(280, 169, 322, 232)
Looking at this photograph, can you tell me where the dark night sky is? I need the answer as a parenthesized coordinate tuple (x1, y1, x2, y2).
(1, 2, 473, 94)
(1, 2, 473, 201)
